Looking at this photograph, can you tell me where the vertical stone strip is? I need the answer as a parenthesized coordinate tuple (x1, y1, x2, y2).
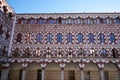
(79, 63, 85, 80)
(41, 63, 47, 80)
(60, 63, 65, 80)
(21, 62, 28, 80)
(97, 63, 104, 80)
(8, 15, 16, 57)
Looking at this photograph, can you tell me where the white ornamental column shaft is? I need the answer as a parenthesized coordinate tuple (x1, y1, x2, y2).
(79, 63, 85, 80)
(21, 62, 28, 80)
(21, 68, 26, 80)
(41, 63, 47, 80)
(61, 68, 64, 80)
(60, 63, 65, 80)
(98, 63, 105, 80)
(41, 68, 45, 80)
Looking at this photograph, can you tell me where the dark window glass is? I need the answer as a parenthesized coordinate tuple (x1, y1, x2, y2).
(109, 33, 115, 43)
(36, 33, 42, 42)
(19, 69, 22, 80)
(37, 69, 42, 80)
(47, 33, 53, 43)
(88, 33, 94, 43)
(67, 33, 72, 43)
(112, 48, 118, 58)
(57, 33, 62, 43)
(78, 33, 83, 43)
(99, 33, 105, 43)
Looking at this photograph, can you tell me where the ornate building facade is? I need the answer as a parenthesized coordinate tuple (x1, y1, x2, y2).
(0, 1, 120, 80)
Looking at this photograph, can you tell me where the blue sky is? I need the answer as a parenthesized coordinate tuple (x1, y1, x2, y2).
(7, 0, 120, 13)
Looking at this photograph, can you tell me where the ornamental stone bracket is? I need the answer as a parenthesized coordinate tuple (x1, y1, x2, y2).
(41, 63, 47, 69)
(17, 59, 33, 68)
(73, 59, 90, 69)
(93, 59, 109, 69)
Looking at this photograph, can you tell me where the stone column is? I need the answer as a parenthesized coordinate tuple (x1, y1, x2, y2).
(80, 68, 84, 80)
(0, 63, 9, 80)
(61, 67, 64, 80)
(21, 62, 28, 80)
(41, 63, 47, 80)
(60, 63, 65, 80)
(41, 68, 45, 80)
(79, 63, 85, 80)
(98, 63, 104, 80)
(21, 68, 26, 80)
(99, 68, 104, 80)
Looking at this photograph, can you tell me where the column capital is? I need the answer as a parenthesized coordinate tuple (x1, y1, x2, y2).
(117, 63, 120, 69)
(60, 63, 65, 70)
(22, 62, 28, 68)
(97, 63, 104, 70)
(41, 63, 47, 69)
(79, 63, 85, 69)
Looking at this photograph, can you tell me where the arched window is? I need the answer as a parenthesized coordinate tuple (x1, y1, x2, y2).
(22, 19, 27, 24)
(16, 33, 22, 43)
(77, 18, 82, 24)
(47, 33, 53, 43)
(67, 33, 72, 43)
(38, 19, 44, 24)
(112, 48, 118, 58)
(57, 33, 63, 43)
(99, 18, 104, 23)
(78, 33, 83, 43)
(99, 33, 105, 43)
(109, 33, 115, 43)
(115, 17, 120, 24)
(88, 33, 94, 43)
(100, 48, 107, 54)
(49, 18, 54, 24)
(29, 19, 36, 25)
(100, 48, 107, 57)
(36, 33, 42, 43)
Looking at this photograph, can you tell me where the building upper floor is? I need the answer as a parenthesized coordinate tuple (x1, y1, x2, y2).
(16, 13, 120, 25)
